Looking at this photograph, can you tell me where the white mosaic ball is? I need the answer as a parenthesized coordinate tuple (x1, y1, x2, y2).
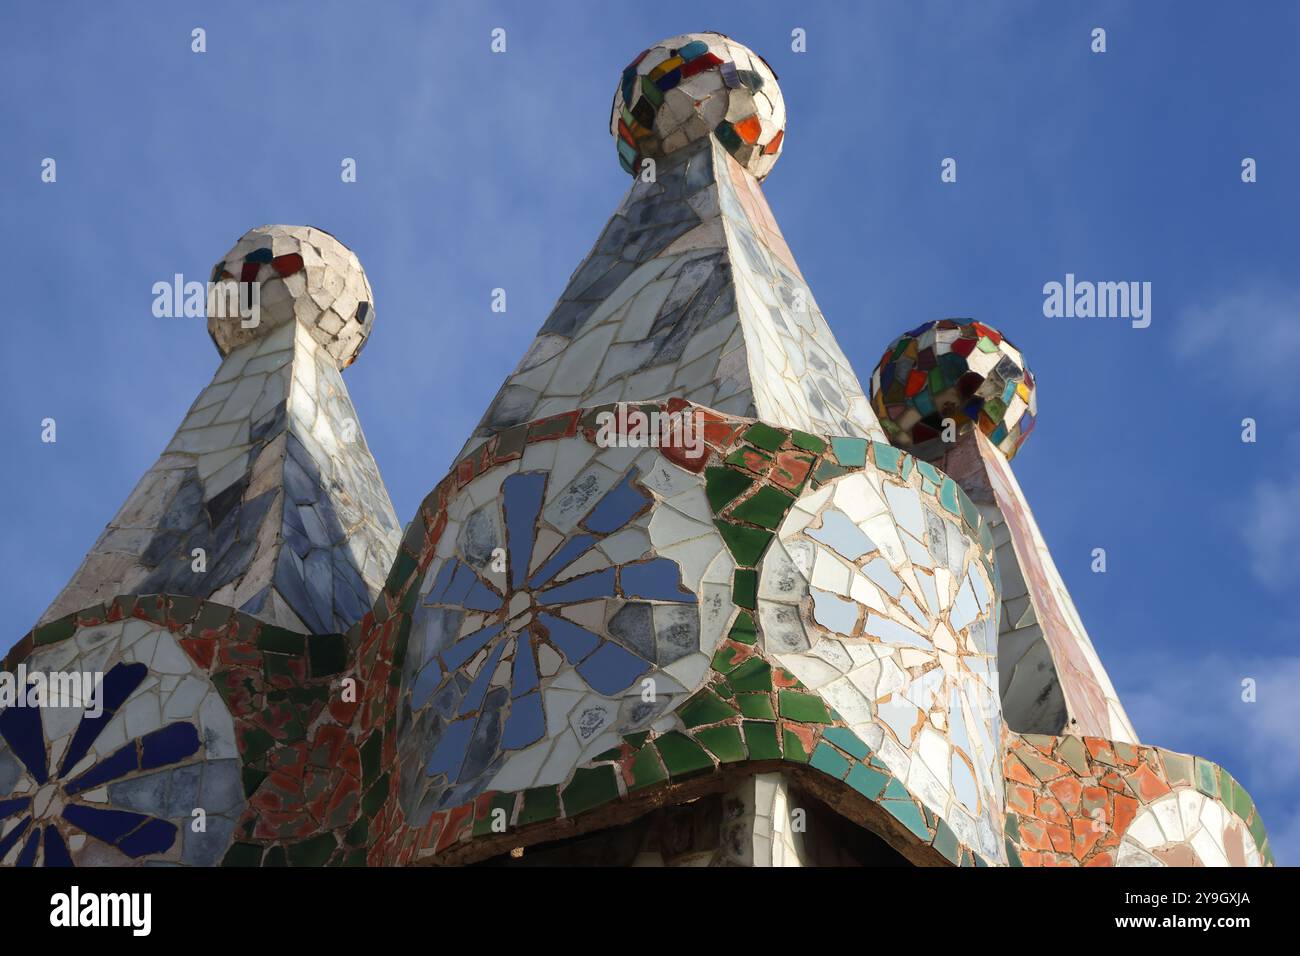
(207, 224, 375, 369)
(611, 32, 786, 181)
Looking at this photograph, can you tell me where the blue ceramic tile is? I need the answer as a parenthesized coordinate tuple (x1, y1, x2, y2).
(0, 701, 49, 785)
(500, 691, 544, 750)
(538, 613, 600, 662)
(537, 568, 616, 604)
(140, 723, 201, 771)
(503, 472, 547, 589)
(528, 534, 597, 588)
(577, 642, 650, 695)
(584, 469, 647, 533)
(620, 558, 690, 602)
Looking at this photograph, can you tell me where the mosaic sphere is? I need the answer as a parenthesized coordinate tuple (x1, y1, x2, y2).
(207, 224, 375, 369)
(869, 320, 1037, 462)
(611, 32, 786, 181)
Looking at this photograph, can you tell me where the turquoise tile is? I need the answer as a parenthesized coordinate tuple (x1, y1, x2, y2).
(822, 726, 870, 760)
(831, 436, 867, 467)
(809, 742, 851, 779)
(846, 764, 888, 799)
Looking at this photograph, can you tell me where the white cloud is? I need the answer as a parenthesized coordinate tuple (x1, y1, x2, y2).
(1178, 283, 1300, 398)
(1241, 475, 1300, 589)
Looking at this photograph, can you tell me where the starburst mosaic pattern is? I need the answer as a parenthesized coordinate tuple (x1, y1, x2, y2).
(398, 433, 728, 822)
(0, 620, 244, 866)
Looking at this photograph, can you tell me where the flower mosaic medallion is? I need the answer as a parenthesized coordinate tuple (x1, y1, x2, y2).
(397, 434, 734, 824)
(756, 460, 1005, 862)
(0, 619, 245, 866)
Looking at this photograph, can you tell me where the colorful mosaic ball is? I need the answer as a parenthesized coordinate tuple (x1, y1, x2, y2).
(869, 319, 1037, 462)
(207, 224, 375, 369)
(611, 32, 786, 181)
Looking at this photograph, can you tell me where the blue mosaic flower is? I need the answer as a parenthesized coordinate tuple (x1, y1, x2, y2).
(402, 462, 699, 815)
(0, 662, 202, 866)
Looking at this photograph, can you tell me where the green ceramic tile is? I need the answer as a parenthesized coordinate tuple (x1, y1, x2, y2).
(698, 725, 746, 763)
(726, 445, 772, 470)
(846, 764, 888, 799)
(810, 742, 850, 779)
(882, 777, 911, 801)
(679, 689, 739, 728)
(743, 422, 787, 451)
(345, 817, 369, 847)
(711, 643, 742, 673)
(830, 436, 867, 467)
(517, 786, 561, 825)
(933, 818, 960, 864)
(1055, 735, 1089, 777)
(360, 733, 382, 783)
(242, 768, 268, 798)
(1248, 809, 1268, 850)
(384, 549, 417, 595)
(623, 731, 650, 750)
(883, 798, 930, 841)
(561, 765, 620, 816)
(871, 442, 902, 474)
(790, 430, 827, 454)
(705, 466, 754, 513)
(743, 721, 781, 759)
(714, 519, 774, 566)
(916, 459, 942, 484)
(628, 745, 667, 791)
(737, 692, 775, 719)
(1160, 750, 1194, 788)
(1194, 757, 1219, 798)
(1005, 837, 1023, 867)
(593, 746, 623, 761)
(729, 611, 757, 645)
(781, 727, 810, 763)
(812, 460, 854, 484)
(778, 690, 832, 723)
(655, 732, 713, 778)
(733, 569, 757, 609)
(361, 774, 389, 816)
(34, 615, 76, 647)
(221, 843, 263, 867)
(258, 625, 305, 655)
(939, 477, 960, 516)
(729, 485, 795, 530)
(823, 727, 870, 760)
(309, 633, 348, 677)
(1230, 775, 1254, 823)
(473, 793, 517, 836)
(728, 657, 772, 692)
(900, 455, 914, 481)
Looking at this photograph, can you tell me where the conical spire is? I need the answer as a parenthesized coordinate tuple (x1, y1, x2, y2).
(40, 225, 400, 634)
(460, 32, 883, 460)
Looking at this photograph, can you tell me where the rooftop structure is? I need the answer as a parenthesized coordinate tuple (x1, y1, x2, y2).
(0, 32, 1270, 869)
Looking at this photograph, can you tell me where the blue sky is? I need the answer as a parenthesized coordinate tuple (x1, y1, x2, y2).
(2, 1, 1297, 861)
